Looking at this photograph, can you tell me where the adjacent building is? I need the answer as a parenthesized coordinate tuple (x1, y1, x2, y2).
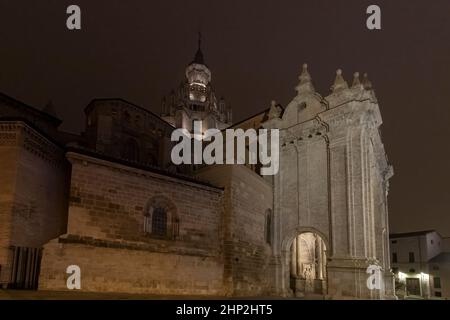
(390, 230, 450, 299)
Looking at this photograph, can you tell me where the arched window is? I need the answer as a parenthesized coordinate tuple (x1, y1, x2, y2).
(143, 195, 179, 239)
(152, 208, 167, 236)
(265, 209, 273, 245)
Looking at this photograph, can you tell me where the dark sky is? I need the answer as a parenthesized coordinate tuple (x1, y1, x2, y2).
(1, 0, 450, 235)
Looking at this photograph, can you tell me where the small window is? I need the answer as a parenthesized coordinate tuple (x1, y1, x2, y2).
(409, 268, 415, 273)
(435, 292, 442, 297)
(434, 277, 441, 289)
(392, 267, 398, 274)
(392, 252, 398, 263)
(144, 196, 178, 239)
(431, 239, 434, 244)
(409, 252, 415, 263)
(391, 240, 397, 244)
(433, 265, 440, 271)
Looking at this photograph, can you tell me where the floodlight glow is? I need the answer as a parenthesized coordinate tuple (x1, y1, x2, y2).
(420, 272, 429, 281)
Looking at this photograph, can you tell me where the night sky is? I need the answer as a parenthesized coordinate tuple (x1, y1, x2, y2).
(1, 0, 449, 236)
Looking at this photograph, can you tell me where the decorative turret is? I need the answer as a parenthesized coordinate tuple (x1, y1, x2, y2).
(295, 63, 315, 95)
(331, 69, 349, 92)
(268, 100, 282, 119)
(351, 72, 363, 89)
(362, 73, 373, 90)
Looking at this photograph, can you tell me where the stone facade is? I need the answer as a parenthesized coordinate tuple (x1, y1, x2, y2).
(38, 151, 225, 295)
(262, 65, 395, 299)
(0, 59, 394, 298)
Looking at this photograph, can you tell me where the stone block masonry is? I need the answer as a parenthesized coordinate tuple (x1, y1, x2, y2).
(39, 237, 224, 295)
(0, 121, 69, 287)
(196, 165, 275, 296)
(39, 151, 226, 295)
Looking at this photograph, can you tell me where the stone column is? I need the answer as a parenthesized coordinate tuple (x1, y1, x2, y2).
(290, 238, 297, 278)
(328, 133, 350, 257)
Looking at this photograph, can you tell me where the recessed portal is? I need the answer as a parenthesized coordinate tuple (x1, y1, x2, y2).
(289, 232, 327, 296)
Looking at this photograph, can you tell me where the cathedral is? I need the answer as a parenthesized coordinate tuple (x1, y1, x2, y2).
(0, 39, 395, 299)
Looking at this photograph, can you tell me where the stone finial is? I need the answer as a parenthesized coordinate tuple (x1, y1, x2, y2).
(362, 73, 373, 90)
(331, 69, 349, 92)
(268, 100, 281, 119)
(295, 63, 315, 95)
(351, 72, 363, 89)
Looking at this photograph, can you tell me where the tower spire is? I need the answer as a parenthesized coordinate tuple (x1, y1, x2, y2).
(192, 32, 205, 65)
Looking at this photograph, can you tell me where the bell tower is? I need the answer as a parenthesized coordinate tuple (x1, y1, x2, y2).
(161, 34, 232, 131)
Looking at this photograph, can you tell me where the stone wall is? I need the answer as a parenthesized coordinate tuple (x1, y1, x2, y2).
(39, 237, 224, 295)
(0, 121, 69, 286)
(0, 123, 18, 284)
(196, 165, 275, 296)
(39, 151, 226, 295)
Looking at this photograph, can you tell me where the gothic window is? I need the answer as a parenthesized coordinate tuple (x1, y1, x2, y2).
(265, 209, 273, 245)
(152, 207, 167, 236)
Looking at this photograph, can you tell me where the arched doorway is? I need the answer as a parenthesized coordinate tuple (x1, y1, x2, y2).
(289, 232, 327, 296)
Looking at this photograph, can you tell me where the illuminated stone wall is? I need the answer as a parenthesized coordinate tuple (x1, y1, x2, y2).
(196, 165, 275, 296)
(262, 66, 395, 299)
(39, 151, 226, 295)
